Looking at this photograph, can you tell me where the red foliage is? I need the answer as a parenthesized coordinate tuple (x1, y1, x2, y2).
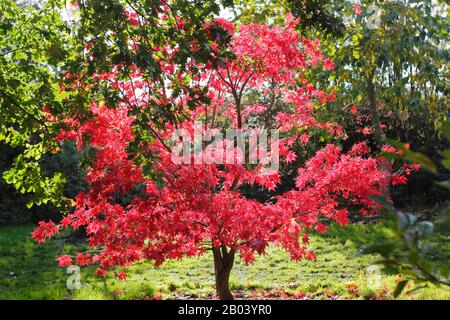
(346, 283, 360, 298)
(33, 14, 394, 278)
(32, 221, 59, 244)
(353, 3, 363, 15)
(56, 255, 72, 267)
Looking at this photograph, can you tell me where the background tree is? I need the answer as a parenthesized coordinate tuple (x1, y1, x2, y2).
(320, 0, 449, 147)
(0, 0, 74, 212)
(317, 0, 450, 206)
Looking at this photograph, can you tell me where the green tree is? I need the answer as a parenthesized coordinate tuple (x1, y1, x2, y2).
(318, 0, 449, 150)
(0, 0, 71, 208)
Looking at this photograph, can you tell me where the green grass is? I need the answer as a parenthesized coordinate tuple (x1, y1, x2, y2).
(0, 223, 448, 300)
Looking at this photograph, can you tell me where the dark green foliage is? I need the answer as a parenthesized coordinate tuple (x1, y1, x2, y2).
(0, 144, 32, 224)
(233, 0, 344, 36)
(363, 129, 450, 296)
(0, 141, 86, 225)
(286, 0, 345, 36)
(391, 167, 450, 208)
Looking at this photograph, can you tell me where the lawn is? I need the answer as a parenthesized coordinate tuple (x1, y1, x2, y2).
(0, 222, 448, 300)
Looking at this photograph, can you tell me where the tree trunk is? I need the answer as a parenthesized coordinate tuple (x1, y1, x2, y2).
(366, 71, 385, 145)
(366, 70, 391, 195)
(212, 245, 235, 300)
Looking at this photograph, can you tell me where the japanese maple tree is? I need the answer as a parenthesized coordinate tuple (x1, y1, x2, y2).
(33, 10, 400, 300)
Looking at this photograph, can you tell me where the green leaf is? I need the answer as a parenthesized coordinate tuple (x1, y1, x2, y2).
(435, 180, 450, 190)
(441, 159, 450, 171)
(371, 195, 395, 211)
(394, 280, 409, 298)
(383, 139, 436, 173)
(442, 121, 450, 141)
(405, 153, 437, 173)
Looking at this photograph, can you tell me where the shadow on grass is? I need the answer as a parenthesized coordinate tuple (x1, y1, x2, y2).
(0, 225, 159, 300)
(0, 225, 80, 299)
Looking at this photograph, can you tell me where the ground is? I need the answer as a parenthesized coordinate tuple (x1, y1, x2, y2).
(0, 222, 448, 300)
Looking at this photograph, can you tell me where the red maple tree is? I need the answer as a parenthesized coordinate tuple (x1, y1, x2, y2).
(33, 14, 405, 300)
